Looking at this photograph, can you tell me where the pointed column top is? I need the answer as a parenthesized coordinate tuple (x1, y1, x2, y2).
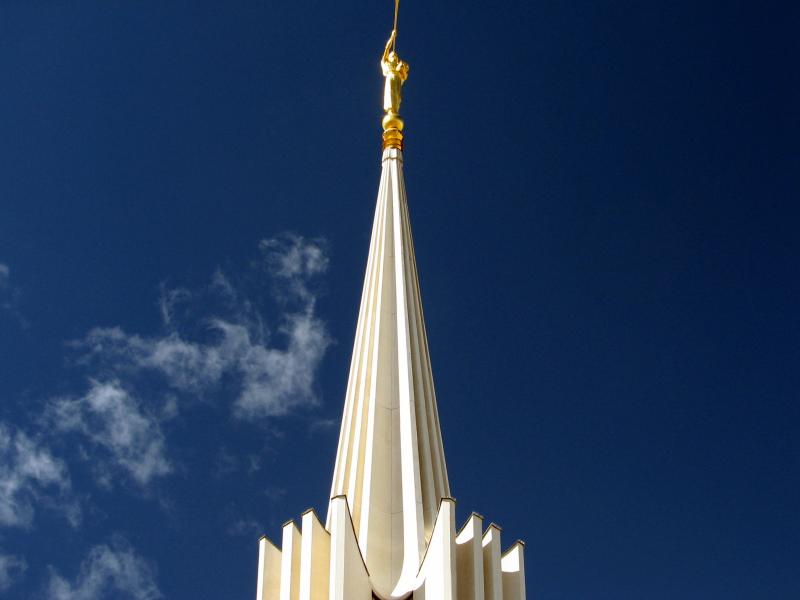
(327, 141, 450, 597)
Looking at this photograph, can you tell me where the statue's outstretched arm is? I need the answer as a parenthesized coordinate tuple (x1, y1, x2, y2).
(382, 29, 397, 62)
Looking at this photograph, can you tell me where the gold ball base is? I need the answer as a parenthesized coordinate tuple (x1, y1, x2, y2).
(382, 128, 404, 150)
(381, 112, 404, 150)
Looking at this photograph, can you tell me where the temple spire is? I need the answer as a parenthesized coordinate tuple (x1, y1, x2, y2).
(255, 10, 527, 600)
(326, 23, 449, 596)
(326, 146, 450, 597)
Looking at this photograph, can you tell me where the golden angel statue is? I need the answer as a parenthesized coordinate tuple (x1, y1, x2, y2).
(380, 29, 409, 117)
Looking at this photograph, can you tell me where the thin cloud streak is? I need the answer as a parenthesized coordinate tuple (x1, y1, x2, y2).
(70, 234, 331, 420)
(0, 551, 26, 592)
(0, 422, 76, 528)
(0, 262, 27, 326)
(46, 381, 172, 489)
(46, 537, 162, 600)
(0, 235, 331, 595)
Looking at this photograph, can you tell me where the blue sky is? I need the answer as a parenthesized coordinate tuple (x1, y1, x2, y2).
(0, 1, 798, 599)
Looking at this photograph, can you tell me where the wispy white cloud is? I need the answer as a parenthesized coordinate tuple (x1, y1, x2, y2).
(28, 235, 329, 495)
(262, 485, 287, 503)
(229, 311, 330, 418)
(225, 515, 262, 538)
(71, 234, 331, 421)
(47, 537, 161, 600)
(309, 417, 339, 435)
(0, 262, 26, 326)
(46, 381, 172, 488)
(156, 283, 192, 329)
(0, 422, 76, 528)
(212, 446, 239, 479)
(74, 328, 227, 393)
(0, 551, 26, 592)
(259, 233, 328, 303)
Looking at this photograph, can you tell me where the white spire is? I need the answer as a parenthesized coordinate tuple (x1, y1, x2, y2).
(254, 145, 527, 600)
(327, 147, 449, 598)
(254, 19, 526, 600)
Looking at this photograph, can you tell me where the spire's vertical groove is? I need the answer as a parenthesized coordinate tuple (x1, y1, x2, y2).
(354, 171, 390, 538)
(331, 169, 385, 502)
(412, 229, 446, 518)
(389, 155, 424, 582)
(401, 194, 450, 503)
(344, 190, 380, 501)
(398, 189, 438, 536)
(358, 164, 392, 553)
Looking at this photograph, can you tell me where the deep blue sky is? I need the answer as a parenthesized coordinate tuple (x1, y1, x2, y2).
(1, 1, 798, 599)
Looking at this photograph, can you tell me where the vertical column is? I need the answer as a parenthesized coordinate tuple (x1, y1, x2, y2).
(299, 510, 331, 600)
(482, 524, 503, 600)
(256, 536, 281, 600)
(328, 496, 372, 600)
(456, 513, 485, 600)
(414, 498, 457, 600)
(280, 521, 302, 600)
(501, 542, 526, 600)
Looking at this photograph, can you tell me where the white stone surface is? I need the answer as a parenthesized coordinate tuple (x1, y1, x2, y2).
(280, 522, 302, 600)
(482, 525, 503, 600)
(328, 496, 372, 600)
(256, 536, 281, 600)
(299, 511, 330, 600)
(327, 148, 450, 598)
(456, 513, 485, 600)
(255, 147, 527, 600)
(413, 498, 457, 600)
(501, 543, 527, 600)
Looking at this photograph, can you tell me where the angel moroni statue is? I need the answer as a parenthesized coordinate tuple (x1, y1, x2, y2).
(380, 29, 409, 149)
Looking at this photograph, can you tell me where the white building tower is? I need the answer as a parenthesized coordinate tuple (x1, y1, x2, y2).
(256, 16, 527, 600)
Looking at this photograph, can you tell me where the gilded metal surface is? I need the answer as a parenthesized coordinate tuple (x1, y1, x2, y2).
(381, 30, 409, 115)
(380, 27, 408, 150)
